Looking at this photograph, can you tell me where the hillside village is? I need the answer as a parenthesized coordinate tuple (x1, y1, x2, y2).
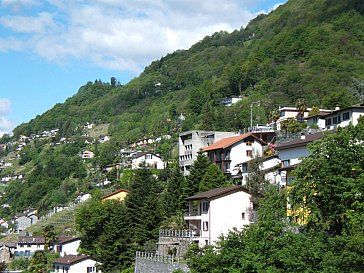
(0, 101, 363, 272)
(0, 0, 363, 271)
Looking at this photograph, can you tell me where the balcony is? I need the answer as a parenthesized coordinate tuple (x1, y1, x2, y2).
(184, 211, 201, 220)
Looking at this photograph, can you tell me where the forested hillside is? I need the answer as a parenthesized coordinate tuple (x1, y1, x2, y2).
(0, 0, 363, 231)
(10, 0, 364, 142)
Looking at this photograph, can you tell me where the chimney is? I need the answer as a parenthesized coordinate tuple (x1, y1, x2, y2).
(300, 133, 306, 140)
(335, 106, 340, 111)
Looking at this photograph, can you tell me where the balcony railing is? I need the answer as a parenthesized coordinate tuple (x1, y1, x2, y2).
(184, 211, 200, 217)
(159, 229, 194, 238)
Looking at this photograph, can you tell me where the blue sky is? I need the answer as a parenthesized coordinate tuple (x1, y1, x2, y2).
(0, 0, 286, 136)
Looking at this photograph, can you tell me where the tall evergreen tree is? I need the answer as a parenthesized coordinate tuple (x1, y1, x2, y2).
(184, 152, 211, 199)
(163, 166, 186, 217)
(122, 167, 163, 263)
(96, 201, 128, 273)
(199, 163, 228, 192)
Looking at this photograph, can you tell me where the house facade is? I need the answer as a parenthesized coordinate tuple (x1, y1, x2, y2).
(101, 189, 128, 202)
(276, 106, 332, 130)
(179, 130, 235, 175)
(81, 150, 95, 159)
(131, 153, 165, 170)
(16, 236, 45, 257)
(184, 185, 253, 247)
(54, 237, 81, 257)
(236, 155, 281, 185)
(322, 104, 364, 130)
(203, 133, 267, 176)
(52, 254, 101, 273)
(276, 131, 326, 187)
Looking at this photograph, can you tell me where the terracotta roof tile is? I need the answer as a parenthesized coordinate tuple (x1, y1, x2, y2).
(203, 133, 265, 152)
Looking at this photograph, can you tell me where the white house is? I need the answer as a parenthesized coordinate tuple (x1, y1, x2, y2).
(16, 236, 45, 257)
(276, 106, 332, 130)
(54, 237, 81, 257)
(184, 185, 253, 247)
(131, 153, 165, 170)
(220, 97, 243, 107)
(322, 103, 364, 130)
(203, 133, 267, 176)
(235, 155, 281, 185)
(81, 150, 95, 159)
(52, 254, 101, 273)
(99, 135, 110, 144)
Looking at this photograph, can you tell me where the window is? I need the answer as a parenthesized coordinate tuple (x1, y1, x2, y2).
(246, 141, 252, 146)
(145, 154, 152, 159)
(224, 162, 230, 172)
(202, 201, 209, 212)
(224, 150, 230, 160)
(333, 116, 341, 124)
(241, 163, 248, 173)
(325, 118, 332, 126)
(241, 212, 246, 220)
(343, 112, 350, 121)
(280, 111, 285, 117)
(203, 221, 209, 231)
(282, 160, 290, 167)
(246, 150, 253, 157)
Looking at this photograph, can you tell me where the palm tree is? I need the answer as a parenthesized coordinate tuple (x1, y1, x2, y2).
(295, 98, 307, 122)
(270, 109, 280, 129)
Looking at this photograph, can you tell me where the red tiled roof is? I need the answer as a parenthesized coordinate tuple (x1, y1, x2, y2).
(52, 254, 91, 265)
(203, 133, 265, 152)
(186, 185, 249, 200)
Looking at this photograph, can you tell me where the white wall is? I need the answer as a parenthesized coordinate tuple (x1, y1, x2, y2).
(53, 258, 101, 273)
(60, 240, 80, 256)
(132, 154, 164, 169)
(229, 141, 263, 175)
(278, 146, 309, 162)
(17, 243, 44, 254)
(209, 191, 252, 245)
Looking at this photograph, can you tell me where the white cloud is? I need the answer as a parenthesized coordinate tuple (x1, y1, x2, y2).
(0, 99, 11, 114)
(0, 12, 56, 33)
(0, 0, 40, 10)
(0, 99, 15, 137)
(0, 0, 274, 74)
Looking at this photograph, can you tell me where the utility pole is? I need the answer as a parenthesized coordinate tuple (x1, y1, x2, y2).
(250, 101, 260, 131)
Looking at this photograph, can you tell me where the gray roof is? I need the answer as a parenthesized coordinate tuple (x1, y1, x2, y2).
(275, 131, 326, 150)
(186, 185, 249, 201)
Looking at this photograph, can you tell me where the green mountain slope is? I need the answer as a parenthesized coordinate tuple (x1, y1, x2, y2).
(12, 0, 364, 142)
(0, 0, 363, 215)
